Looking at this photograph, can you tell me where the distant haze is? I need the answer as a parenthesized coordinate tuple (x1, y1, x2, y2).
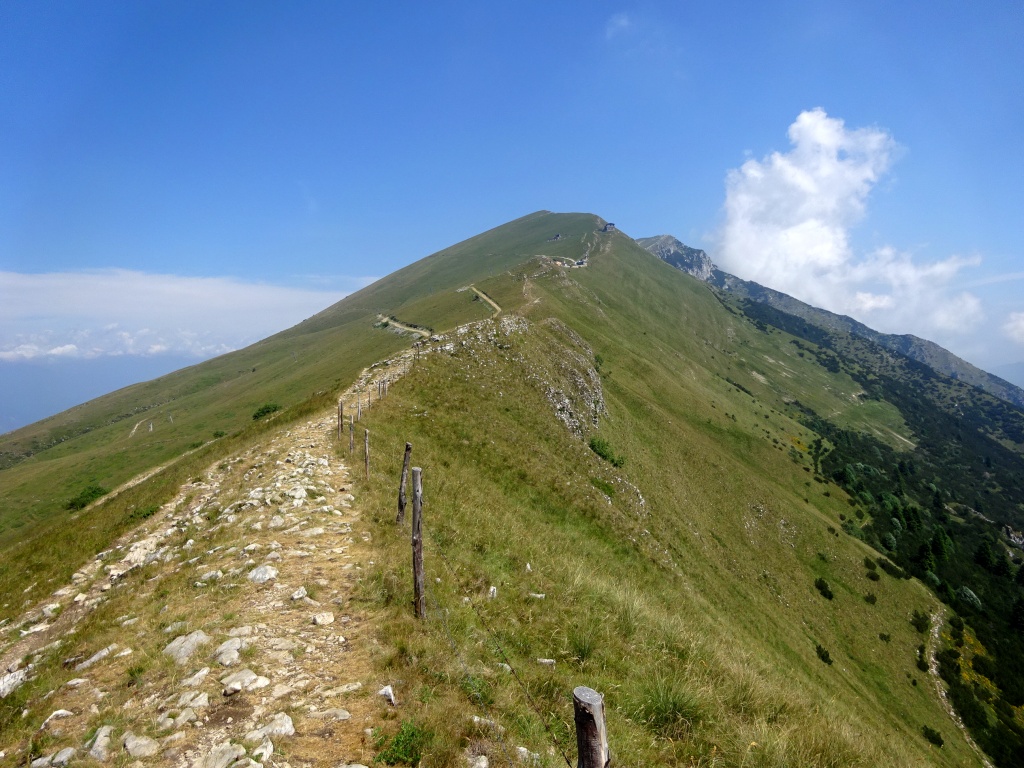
(0, 355, 199, 434)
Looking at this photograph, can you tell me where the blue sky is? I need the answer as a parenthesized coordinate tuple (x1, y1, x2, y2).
(2, 1, 1023, 431)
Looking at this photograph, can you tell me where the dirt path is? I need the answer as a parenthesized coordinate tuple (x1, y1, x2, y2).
(470, 285, 501, 317)
(0, 354, 416, 767)
(376, 314, 430, 338)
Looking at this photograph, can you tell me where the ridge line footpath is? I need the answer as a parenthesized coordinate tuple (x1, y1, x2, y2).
(468, 287, 501, 318)
(0, 354, 417, 767)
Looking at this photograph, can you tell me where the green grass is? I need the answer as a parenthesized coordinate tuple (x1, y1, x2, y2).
(345, 266, 976, 766)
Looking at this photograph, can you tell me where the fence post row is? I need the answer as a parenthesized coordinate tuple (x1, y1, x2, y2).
(411, 467, 425, 619)
(397, 442, 412, 524)
(573, 686, 609, 768)
(364, 429, 370, 480)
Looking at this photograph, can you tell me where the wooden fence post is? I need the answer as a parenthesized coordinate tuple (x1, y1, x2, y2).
(337, 399, 343, 443)
(364, 429, 370, 480)
(357, 389, 362, 421)
(397, 442, 412, 524)
(573, 686, 609, 768)
(349, 414, 354, 454)
(411, 467, 425, 618)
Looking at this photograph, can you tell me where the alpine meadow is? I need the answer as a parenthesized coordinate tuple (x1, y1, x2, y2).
(3, 211, 1024, 767)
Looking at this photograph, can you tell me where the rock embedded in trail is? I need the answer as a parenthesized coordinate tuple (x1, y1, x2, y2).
(194, 740, 246, 768)
(212, 637, 244, 666)
(75, 643, 117, 670)
(247, 565, 278, 584)
(87, 725, 113, 760)
(221, 667, 270, 695)
(245, 711, 295, 741)
(182, 666, 210, 686)
(164, 630, 212, 665)
(122, 731, 160, 757)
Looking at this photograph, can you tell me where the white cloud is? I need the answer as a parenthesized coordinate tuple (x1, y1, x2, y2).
(717, 108, 985, 340)
(0, 269, 366, 362)
(1004, 312, 1024, 345)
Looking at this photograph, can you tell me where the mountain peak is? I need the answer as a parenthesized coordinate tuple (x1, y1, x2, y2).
(635, 235, 715, 282)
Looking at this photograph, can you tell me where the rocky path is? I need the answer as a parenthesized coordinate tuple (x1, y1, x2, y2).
(0, 355, 416, 768)
(927, 610, 994, 768)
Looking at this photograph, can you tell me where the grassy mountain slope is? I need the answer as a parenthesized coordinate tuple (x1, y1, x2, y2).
(0, 212, 599, 546)
(349, 233, 975, 765)
(0, 213, 993, 765)
(640, 235, 1024, 410)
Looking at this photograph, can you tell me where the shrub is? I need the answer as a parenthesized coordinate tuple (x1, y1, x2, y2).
(375, 720, 428, 765)
(588, 437, 624, 467)
(124, 506, 158, 524)
(910, 610, 930, 633)
(252, 403, 281, 421)
(815, 644, 833, 665)
(866, 570, 881, 581)
(922, 725, 944, 747)
(212, 430, 226, 438)
(65, 483, 109, 511)
(865, 593, 877, 605)
(841, 519, 864, 539)
(864, 557, 877, 570)
(916, 646, 930, 672)
(956, 586, 982, 611)
(814, 577, 834, 600)
(879, 633, 891, 643)
(879, 559, 907, 579)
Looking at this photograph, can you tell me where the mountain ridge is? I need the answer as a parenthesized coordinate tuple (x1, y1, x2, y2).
(637, 235, 1024, 410)
(4, 211, 1024, 765)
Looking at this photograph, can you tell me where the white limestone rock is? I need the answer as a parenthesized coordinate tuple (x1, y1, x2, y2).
(212, 637, 244, 666)
(122, 731, 159, 757)
(164, 631, 212, 665)
(247, 565, 278, 584)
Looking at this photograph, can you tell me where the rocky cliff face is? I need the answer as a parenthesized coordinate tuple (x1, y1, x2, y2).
(635, 235, 715, 282)
(638, 235, 1024, 410)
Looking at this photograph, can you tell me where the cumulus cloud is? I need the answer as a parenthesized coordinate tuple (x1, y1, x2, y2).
(0, 269, 366, 362)
(1004, 313, 1024, 345)
(717, 108, 985, 339)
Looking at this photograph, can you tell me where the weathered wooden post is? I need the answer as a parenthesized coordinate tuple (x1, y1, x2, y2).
(337, 399, 343, 442)
(349, 414, 354, 454)
(411, 467, 425, 618)
(396, 442, 412, 524)
(357, 389, 362, 421)
(573, 686, 609, 768)
(364, 429, 370, 480)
